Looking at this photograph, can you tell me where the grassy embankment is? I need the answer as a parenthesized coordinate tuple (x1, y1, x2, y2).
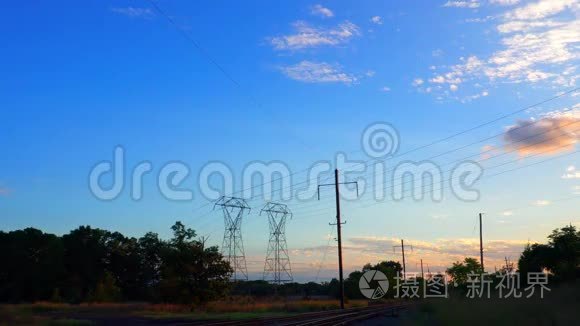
(0, 297, 385, 325)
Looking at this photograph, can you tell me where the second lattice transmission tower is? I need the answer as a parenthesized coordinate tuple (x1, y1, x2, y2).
(262, 202, 293, 284)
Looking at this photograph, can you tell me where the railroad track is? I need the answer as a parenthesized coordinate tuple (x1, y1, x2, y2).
(175, 303, 411, 326)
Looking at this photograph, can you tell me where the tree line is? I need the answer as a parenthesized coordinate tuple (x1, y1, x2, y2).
(0, 222, 231, 303)
(1, 223, 576, 303)
(446, 224, 579, 286)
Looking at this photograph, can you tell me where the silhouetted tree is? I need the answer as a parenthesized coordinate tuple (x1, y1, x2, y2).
(0, 222, 233, 303)
(344, 260, 402, 299)
(518, 225, 580, 282)
(446, 257, 482, 286)
(137, 232, 164, 300)
(158, 222, 232, 303)
(0, 228, 64, 302)
(61, 226, 111, 302)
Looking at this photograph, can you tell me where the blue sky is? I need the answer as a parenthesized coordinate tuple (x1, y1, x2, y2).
(1, 0, 579, 281)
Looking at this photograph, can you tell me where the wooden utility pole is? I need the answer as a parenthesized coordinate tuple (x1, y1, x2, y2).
(333, 169, 344, 310)
(318, 169, 358, 310)
(393, 239, 412, 278)
(420, 259, 424, 280)
(479, 213, 484, 272)
(401, 239, 406, 276)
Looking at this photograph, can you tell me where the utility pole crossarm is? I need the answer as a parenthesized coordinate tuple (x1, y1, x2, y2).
(317, 181, 359, 200)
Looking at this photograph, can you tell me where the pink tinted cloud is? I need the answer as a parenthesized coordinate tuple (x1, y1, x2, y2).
(503, 116, 579, 156)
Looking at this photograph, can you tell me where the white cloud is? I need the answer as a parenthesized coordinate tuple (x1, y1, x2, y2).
(310, 4, 334, 18)
(279, 61, 357, 84)
(365, 70, 376, 77)
(430, 75, 445, 83)
(465, 15, 496, 23)
(269, 21, 360, 50)
(534, 199, 551, 206)
(370, 16, 383, 25)
(504, 0, 577, 20)
(111, 7, 154, 18)
(562, 165, 580, 179)
(461, 90, 489, 102)
(443, 1, 481, 8)
(380, 86, 391, 92)
(450, 84, 459, 91)
(432, 49, 444, 57)
(497, 20, 565, 33)
(419, 0, 580, 101)
(502, 210, 514, 216)
(412, 78, 424, 86)
(481, 144, 499, 159)
(490, 0, 520, 5)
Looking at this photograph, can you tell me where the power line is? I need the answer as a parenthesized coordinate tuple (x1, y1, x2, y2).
(490, 194, 580, 217)
(317, 169, 357, 309)
(296, 142, 578, 218)
(314, 225, 335, 283)
(189, 86, 577, 226)
(179, 91, 576, 250)
(148, 0, 578, 212)
(144, 5, 578, 218)
(227, 97, 580, 219)
(145, 0, 330, 218)
(290, 119, 580, 216)
(297, 145, 580, 219)
(336, 87, 579, 178)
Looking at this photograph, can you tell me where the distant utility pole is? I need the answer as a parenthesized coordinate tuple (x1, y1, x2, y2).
(393, 239, 413, 277)
(318, 169, 358, 310)
(420, 259, 425, 280)
(479, 213, 484, 272)
(504, 256, 514, 273)
(401, 239, 406, 276)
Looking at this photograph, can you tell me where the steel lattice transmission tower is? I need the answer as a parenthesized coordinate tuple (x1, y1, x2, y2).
(261, 202, 293, 284)
(214, 196, 250, 281)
